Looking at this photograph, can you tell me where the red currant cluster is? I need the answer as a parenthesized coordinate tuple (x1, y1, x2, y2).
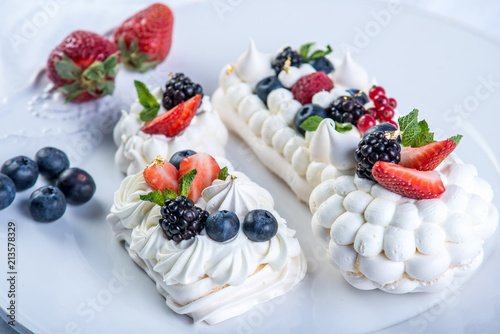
(356, 85, 398, 134)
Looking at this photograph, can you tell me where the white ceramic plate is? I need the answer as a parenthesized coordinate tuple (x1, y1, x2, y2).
(1, 0, 500, 333)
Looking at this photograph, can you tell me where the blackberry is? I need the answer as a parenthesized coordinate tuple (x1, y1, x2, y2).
(272, 47, 303, 74)
(326, 96, 366, 126)
(159, 196, 209, 242)
(162, 73, 203, 110)
(355, 131, 401, 181)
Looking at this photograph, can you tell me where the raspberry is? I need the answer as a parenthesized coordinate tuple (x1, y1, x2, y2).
(291, 72, 333, 105)
(162, 73, 203, 110)
(159, 196, 209, 242)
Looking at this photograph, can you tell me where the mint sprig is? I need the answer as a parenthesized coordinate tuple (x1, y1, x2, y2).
(299, 42, 333, 63)
(397, 109, 462, 147)
(179, 169, 197, 197)
(134, 80, 160, 122)
(218, 166, 229, 180)
(299, 116, 352, 133)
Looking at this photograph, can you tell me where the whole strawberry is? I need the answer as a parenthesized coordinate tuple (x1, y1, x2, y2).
(291, 72, 333, 105)
(113, 3, 174, 72)
(46, 30, 119, 103)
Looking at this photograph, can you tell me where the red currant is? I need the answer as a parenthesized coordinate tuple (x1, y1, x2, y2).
(366, 107, 378, 119)
(374, 95, 389, 109)
(369, 86, 385, 100)
(378, 106, 395, 121)
(388, 97, 397, 108)
(385, 119, 399, 129)
(356, 114, 376, 133)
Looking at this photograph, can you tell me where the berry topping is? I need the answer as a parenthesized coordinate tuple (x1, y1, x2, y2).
(362, 122, 399, 141)
(159, 196, 208, 242)
(388, 97, 397, 109)
(272, 46, 303, 74)
(294, 104, 327, 135)
(346, 89, 369, 105)
(113, 3, 173, 72)
(365, 107, 378, 119)
(178, 153, 220, 202)
(141, 94, 201, 137)
(377, 105, 395, 122)
(1, 156, 39, 191)
(256, 76, 285, 104)
(162, 73, 203, 111)
(29, 185, 67, 222)
(56, 167, 96, 205)
(0, 174, 15, 210)
(373, 95, 389, 109)
(326, 96, 366, 126)
(372, 161, 445, 199)
(356, 114, 376, 134)
(35, 147, 70, 180)
(46, 30, 119, 103)
(369, 86, 385, 100)
(309, 57, 334, 74)
(355, 131, 401, 180)
(291, 72, 334, 105)
(400, 139, 458, 171)
(242, 209, 278, 242)
(169, 150, 197, 170)
(206, 210, 240, 243)
(143, 156, 179, 194)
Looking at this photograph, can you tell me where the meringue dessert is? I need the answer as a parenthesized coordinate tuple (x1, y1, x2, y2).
(114, 74, 228, 175)
(107, 151, 306, 323)
(212, 40, 376, 202)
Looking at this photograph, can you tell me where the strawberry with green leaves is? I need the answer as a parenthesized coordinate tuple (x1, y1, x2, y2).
(46, 30, 119, 103)
(113, 3, 174, 72)
(134, 80, 201, 137)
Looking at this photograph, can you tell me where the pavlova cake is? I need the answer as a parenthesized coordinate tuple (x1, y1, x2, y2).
(114, 74, 228, 175)
(106, 150, 306, 323)
(308, 110, 498, 293)
(212, 40, 394, 202)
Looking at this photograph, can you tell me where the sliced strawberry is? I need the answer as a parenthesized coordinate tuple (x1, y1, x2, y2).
(291, 72, 334, 105)
(399, 139, 456, 171)
(143, 156, 179, 193)
(372, 161, 445, 200)
(178, 153, 220, 202)
(141, 94, 201, 137)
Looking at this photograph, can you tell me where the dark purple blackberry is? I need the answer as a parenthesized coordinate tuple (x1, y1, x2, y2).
(272, 47, 303, 74)
(159, 196, 209, 242)
(355, 131, 401, 180)
(326, 96, 366, 125)
(162, 73, 203, 110)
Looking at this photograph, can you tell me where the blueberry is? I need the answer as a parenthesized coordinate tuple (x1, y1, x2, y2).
(242, 209, 278, 242)
(309, 57, 334, 74)
(346, 89, 369, 105)
(363, 123, 401, 143)
(29, 186, 66, 222)
(0, 174, 16, 210)
(205, 210, 240, 242)
(169, 150, 197, 170)
(293, 104, 327, 135)
(35, 147, 70, 180)
(56, 167, 96, 205)
(256, 76, 284, 104)
(1, 156, 39, 191)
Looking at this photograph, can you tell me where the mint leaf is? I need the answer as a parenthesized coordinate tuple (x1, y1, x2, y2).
(334, 121, 353, 133)
(134, 80, 160, 122)
(410, 132, 435, 148)
(299, 42, 315, 61)
(163, 188, 178, 200)
(300, 116, 323, 132)
(449, 134, 463, 145)
(140, 190, 167, 206)
(179, 169, 197, 198)
(398, 109, 419, 132)
(299, 43, 333, 62)
(308, 45, 333, 61)
(218, 166, 229, 180)
(401, 121, 419, 147)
